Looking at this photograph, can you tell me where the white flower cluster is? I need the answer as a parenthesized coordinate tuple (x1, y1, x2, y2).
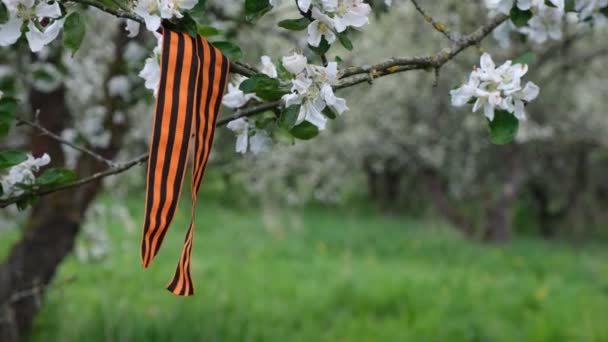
(0, 153, 50, 199)
(223, 52, 348, 154)
(222, 55, 278, 109)
(488, 0, 608, 46)
(271, 0, 373, 47)
(450, 53, 539, 121)
(226, 117, 272, 155)
(138, 32, 162, 95)
(281, 52, 348, 130)
(0, 0, 64, 52)
(130, 0, 197, 35)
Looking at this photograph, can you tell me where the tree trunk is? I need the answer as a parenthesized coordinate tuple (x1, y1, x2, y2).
(383, 158, 401, 205)
(422, 168, 476, 237)
(0, 30, 129, 341)
(482, 147, 525, 243)
(529, 143, 590, 239)
(363, 157, 382, 201)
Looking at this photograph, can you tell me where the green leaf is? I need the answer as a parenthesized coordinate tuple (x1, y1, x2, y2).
(322, 107, 336, 120)
(276, 60, 294, 81)
(239, 74, 288, 101)
(35, 168, 77, 186)
(0, 2, 9, 24)
(255, 111, 277, 128)
(16, 195, 37, 211)
(513, 51, 536, 66)
(0, 97, 18, 135)
(188, 0, 208, 20)
(337, 31, 353, 51)
(278, 17, 310, 31)
(600, 6, 608, 17)
(488, 110, 519, 145)
(197, 25, 220, 37)
(212, 41, 243, 61)
(279, 105, 300, 129)
(272, 126, 295, 145)
(0, 150, 27, 169)
(244, 0, 272, 21)
(0, 115, 12, 136)
(510, 7, 533, 27)
(165, 12, 198, 37)
(63, 12, 86, 55)
(309, 37, 331, 56)
(564, 0, 576, 12)
(0, 96, 18, 113)
(290, 121, 319, 140)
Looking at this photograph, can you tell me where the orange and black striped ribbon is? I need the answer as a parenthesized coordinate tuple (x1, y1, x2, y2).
(141, 26, 230, 296)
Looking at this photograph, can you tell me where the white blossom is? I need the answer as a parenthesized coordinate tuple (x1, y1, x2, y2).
(250, 131, 271, 154)
(0, 153, 51, 199)
(281, 61, 348, 130)
(520, 6, 565, 43)
(133, 0, 162, 32)
(139, 55, 161, 95)
(139, 32, 162, 95)
(450, 53, 539, 121)
(297, 0, 312, 12)
(260, 55, 278, 78)
(222, 76, 260, 109)
(0, 0, 65, 52)
(125, 19, 140, 38)
(282, 52, 308, 75)
(226, 117, 272, 155)
(326, 0, 372, 33)
(132, 0, 196, 33)
(158, 0, 197, 20)
(486, 0, 570, 45)
(226, 117, 249, 154)
(307, 7, 336, 47)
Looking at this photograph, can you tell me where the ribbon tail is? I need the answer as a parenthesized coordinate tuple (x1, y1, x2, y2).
(166, 35, 230, 296)
(141, 29, 198, 269)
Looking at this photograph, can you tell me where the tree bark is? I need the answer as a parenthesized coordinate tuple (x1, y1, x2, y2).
(422, 168, 476, 237)
(482, 147, 525, 243)
(0, 31, 129, 341)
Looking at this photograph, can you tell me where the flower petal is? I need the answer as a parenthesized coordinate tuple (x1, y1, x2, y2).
(25, 19, 64, 53)
(0, 16, 23, 47)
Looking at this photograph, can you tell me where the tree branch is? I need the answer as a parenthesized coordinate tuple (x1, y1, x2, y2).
(0, 101, 279, 208)
(339, 14, 508, 80)
(0, 12, 508, 208)
(16, 114, 116, 167)
(410, 0, 458, 42)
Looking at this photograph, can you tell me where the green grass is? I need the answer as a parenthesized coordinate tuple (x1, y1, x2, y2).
(3, 193, 608, 341)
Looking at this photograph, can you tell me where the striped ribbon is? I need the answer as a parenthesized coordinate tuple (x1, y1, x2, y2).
(141, 26, 230, 296)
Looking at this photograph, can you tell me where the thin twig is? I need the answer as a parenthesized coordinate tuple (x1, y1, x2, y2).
(0, 101, 279, 208)
(17, 114, 116, 167)
(338, 14, 508, 84)
(1, 277, 77, 309)
(410, 0, 459, 42)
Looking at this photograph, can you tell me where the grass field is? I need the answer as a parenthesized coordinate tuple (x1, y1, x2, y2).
(2, 193, 608, 341)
